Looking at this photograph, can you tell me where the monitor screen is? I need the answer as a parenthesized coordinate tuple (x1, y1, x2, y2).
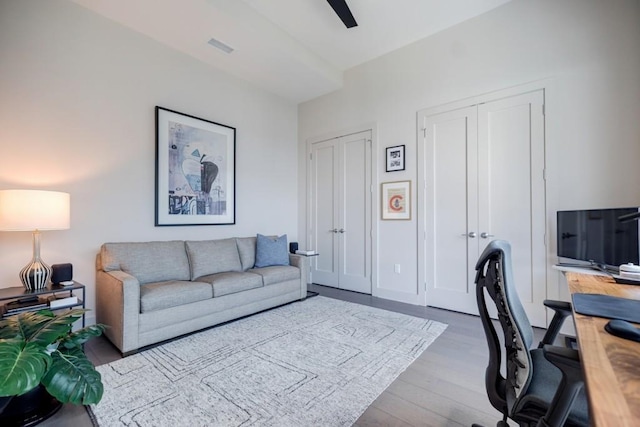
(557, 207, 640, 268)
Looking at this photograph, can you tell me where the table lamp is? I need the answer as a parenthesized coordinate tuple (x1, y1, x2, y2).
(0, 190, 70, 290)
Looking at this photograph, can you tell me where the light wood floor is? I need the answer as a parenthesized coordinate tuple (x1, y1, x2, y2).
(40, 284, 546, 427)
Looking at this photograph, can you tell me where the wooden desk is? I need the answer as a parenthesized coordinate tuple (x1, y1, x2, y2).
(565, 272, 640, 427)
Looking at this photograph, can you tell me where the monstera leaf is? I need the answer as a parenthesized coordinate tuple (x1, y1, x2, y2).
(0, 309, 104, 404)
(0, 340, 51, 397)
(59, 324, 105, 349)
(42, 345, 103, 405)
(0, 309, 83, 346)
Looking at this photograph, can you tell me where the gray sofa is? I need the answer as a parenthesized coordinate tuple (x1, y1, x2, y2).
(95, 237, 307, 355)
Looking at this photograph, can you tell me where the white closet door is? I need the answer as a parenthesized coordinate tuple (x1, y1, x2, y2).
(339, 132, 372, 293)
(422, 106, 479, 314)
(477, 91, 546, 326)
(419, 89, 547, 326)
(310, 140, 339, 287)
(310, 131, 372, 293)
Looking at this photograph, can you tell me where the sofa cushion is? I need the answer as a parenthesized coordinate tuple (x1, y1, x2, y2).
(249, 265, 300, 286)
(236, 237, 256, 271)
(196, 271, 263, 297)
(185, 239, 242, 280)
(100, 241, 190, 284)
(140, 280, 212, 313)
(255, 234, 289, 268)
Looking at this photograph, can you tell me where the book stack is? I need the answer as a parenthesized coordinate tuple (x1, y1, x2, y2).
(48, 295, 79, 309)
(1, 293, 81, 319)
(295, 250, 317, 256)
(2, 297, 48, 318)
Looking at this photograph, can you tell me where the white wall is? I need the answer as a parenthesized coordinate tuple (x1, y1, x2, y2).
(298, 0, 640, 304)
(0, 0, 299, 324)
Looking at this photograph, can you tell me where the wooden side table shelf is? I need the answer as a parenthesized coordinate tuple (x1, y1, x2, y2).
(0, 281, 86, 327)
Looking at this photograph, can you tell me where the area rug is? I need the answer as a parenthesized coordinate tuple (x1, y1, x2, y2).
(89, 296, 447, 426)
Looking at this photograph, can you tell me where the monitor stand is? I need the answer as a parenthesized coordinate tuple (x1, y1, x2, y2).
(556, 262, 619, 275)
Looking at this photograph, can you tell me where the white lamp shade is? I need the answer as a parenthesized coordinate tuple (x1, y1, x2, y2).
(0, 190, 70, 231)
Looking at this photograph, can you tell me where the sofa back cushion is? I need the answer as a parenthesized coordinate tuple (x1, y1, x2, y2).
(185, 238, 242, 279)
(100, 241, 190, 284)
(235, 237, 256, 271)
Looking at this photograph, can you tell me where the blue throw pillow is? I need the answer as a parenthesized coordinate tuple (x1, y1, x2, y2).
(254, 234, 290, 268)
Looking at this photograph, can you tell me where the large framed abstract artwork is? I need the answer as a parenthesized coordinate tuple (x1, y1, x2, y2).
(155, 106, 236, 226)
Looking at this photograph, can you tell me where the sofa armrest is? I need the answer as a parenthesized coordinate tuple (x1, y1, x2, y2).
(289, 254, 308, 299)
(96, 269, 141, 354)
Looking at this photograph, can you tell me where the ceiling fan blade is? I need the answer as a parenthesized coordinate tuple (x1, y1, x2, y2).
(327, 0, 358, 28)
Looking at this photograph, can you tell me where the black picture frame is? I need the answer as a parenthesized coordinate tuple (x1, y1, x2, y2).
(386, 145, 405, 172)
(155, 106, 236, 226)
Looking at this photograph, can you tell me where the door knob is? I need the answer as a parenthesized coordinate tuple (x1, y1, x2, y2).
(330, 229, 338, 233)
(461, 232, 477, 238)
(480, 232, 494, 239)
(338, 229, 345, 233)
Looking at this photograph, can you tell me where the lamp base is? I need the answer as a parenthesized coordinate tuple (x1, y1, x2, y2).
(19, 230, 51, 291)
(19, 261, 51, 291)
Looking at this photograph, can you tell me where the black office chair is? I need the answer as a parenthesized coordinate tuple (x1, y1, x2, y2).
(474, 240, 589, 427)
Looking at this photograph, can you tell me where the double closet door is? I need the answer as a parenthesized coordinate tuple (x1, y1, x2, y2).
(309, 130, 372, 294)
(418, 90, 547, 326)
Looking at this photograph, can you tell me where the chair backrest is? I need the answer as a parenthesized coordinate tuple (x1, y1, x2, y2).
(475, 240, 535, 416)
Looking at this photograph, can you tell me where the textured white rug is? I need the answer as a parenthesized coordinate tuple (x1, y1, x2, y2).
(89, 296, 447, 426)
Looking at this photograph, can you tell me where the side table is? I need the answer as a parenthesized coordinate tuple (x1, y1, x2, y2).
(0, 281, 86, 327)
(296, 252, 319, 298)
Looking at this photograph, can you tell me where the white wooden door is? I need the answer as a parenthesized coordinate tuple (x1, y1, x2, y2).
(477, 91, 546, 326)
(310, 139, 339, 287)
(419, 90, 547, 326)
(310, 131, 372, 293)
(422, 106, 479, 315)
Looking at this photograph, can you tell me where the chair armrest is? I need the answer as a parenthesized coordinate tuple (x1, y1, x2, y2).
(288, 253, 303, 268)
(543, 345, 580, 368)
(543, 299, 572, 314)
(539, 299, 573, 347)
(537, 345, 585, 427)
(96, 269, 141, 354)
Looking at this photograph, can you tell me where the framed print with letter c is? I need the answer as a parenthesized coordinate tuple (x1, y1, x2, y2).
(381, 180, 411, 220)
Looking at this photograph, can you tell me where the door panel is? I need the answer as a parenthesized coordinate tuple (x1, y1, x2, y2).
(310, 131, 372, 294)
(310, 141, 338, 286)
(341, 133, 372, 293)
(419, 89, 546, 326)
(424, 107, 479, 314)
(478, 91, 546, 326)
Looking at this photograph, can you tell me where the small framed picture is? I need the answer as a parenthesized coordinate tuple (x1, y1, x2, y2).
(381, 180, 411, 220)
(386, 145, 405, 172)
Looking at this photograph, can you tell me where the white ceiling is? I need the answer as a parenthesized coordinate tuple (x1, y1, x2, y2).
(71, 0, 512, 103)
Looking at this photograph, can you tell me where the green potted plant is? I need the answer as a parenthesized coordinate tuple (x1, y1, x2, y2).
(0, 309, 105, 425)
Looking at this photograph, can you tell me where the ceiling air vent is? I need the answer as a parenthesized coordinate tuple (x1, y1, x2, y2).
(207, 38, 234, 54)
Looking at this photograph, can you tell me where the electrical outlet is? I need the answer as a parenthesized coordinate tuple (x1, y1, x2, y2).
(394, 264, 401, 274)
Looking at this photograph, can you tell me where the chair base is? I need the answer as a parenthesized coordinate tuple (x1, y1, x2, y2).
(472, 421, 510, 427)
